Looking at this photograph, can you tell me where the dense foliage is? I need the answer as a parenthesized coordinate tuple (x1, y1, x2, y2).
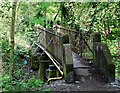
(0, 1, 120, 91)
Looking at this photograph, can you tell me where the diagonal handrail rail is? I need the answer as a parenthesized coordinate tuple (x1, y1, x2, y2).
(37, 37, 53, 60)
(33, 27, 63, 68)
(29, 30, 43, 50)
(36, 44, 63, 75)
(33, 31, 46, 54)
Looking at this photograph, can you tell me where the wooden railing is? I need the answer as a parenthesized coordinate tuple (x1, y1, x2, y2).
(29, 26, 75, 83)
(93, 32, 115, 82)
(29, 25, 115, 83)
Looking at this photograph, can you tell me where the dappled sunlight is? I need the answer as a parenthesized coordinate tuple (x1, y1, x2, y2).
(15, 32, 30, 50)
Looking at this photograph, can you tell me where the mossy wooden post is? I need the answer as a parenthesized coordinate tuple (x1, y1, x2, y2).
(93, 32, 101, 66)
(63, 44, 74, 83)
(38, 62, 44, 81)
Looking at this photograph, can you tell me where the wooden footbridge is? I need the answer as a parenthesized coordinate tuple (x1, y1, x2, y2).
(29, 25, 115, 84)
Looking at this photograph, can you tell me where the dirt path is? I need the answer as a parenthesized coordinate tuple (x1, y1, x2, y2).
(42, 67, 120, 92)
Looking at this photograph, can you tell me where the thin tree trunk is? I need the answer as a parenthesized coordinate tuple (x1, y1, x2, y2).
(9, 1, 17, 78)
(0, 44, 3, 92)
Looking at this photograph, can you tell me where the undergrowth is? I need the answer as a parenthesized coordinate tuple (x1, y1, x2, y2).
(1, 32, 51, 92)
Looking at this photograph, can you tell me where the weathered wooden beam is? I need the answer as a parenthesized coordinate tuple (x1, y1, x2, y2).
(38, 60, 51, 63)
(38, 27, 61, 37)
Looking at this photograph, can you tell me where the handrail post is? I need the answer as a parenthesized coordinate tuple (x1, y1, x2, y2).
(38, 61, 45, 81)
(63, 44, 74, 83)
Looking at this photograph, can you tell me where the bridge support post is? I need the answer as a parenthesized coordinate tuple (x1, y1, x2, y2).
(63, 44, 74, 83)
(38, 62, 44, 81)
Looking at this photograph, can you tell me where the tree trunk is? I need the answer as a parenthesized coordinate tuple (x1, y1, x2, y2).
(9, 1, 17, 78)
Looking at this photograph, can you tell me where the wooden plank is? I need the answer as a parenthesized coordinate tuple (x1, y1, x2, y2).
(38, 60, 51, 63)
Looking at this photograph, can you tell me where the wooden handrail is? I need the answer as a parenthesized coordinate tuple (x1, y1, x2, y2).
(38, 27, 61, 37)
(54, 26, 79, 33)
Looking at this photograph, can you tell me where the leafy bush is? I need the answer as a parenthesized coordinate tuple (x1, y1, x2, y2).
(107, 28, 120, 40)
(1, 74, 44, 92)
(113, 58, 120, 79)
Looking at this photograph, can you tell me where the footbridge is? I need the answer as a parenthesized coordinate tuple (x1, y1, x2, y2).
(29, 25, 115, 84)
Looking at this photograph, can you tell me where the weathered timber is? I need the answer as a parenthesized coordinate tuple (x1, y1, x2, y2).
(38, 59, 51, 82)
(38, 62, 44, 81)
(39, 60, 51, 63)
(53, 33, 63, 64)
(94, 42, 115, 82)
(46, 28, 54, 56)
(93, 33, 115, 82)
(38, 27, 61, 37)
(36, 44, 63, 75)
(63, 44, 74, 83)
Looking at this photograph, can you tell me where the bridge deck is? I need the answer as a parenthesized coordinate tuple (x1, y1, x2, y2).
(42, 52, 120, 91)
(72, 52, 90, 68)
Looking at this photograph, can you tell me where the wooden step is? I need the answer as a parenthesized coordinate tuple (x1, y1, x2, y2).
(38, 60, 51, 63)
